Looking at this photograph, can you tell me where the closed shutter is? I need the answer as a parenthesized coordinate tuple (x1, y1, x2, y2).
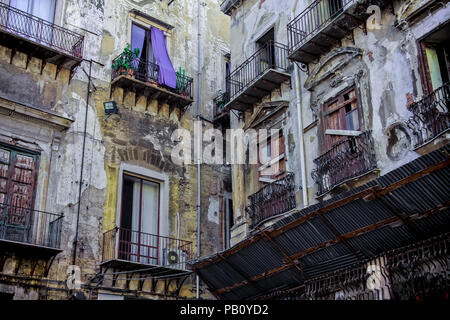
(324, 87, 360, 151)
(0, 146, 39, 231)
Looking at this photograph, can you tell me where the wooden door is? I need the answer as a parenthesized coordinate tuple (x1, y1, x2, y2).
(0, 146, 38, 241)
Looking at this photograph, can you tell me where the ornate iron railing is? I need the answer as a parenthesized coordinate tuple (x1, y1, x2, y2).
(0, 2, 84, 58)
(245, 172, 297, 229)
(220, 0, 243, 15)
(407, 82, 450, 149)
(226, 41, 289, 103)
(312, 130, 377, 196)
(111, 55, 193, 99)
(102, 227, 193, 270)
(287, 0, 355, 53)
(0, 204, 63, 249)
(213, 90, 230, 118)
(300, 233, 450, 300)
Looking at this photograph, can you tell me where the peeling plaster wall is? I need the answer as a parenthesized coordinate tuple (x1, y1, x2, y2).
(301, 0, 449, 204)
(227, 0, 303, 246)
(227, 0, 449, 245)
(0, 0, 229, 300)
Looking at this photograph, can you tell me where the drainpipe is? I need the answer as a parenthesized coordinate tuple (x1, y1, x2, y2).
(72, 59, 93, 267)
(294, 62, 308, 207)
(291, 3, 308, 207)
(196, 0, 203, 300)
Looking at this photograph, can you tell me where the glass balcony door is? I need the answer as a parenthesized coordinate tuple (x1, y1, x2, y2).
(119, 174, 160, 265)
(7, 0, 56, 46)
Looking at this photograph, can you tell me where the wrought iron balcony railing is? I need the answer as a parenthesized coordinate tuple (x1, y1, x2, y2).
(102, 227, 193, 271)
(287, 0, 387, 64)
(111, 56, 193, 100)
(312, 130, 377, 196)
(0, 204, 63, 249)
(213, 90, 230, 119)
(245, 172, 297, 229)
(0, 2, 84, 59)
(226, 41, 290, 106)
(288, 0, 351, 51)
(220, 0, 244, 16)
(407, 82, 450, 149)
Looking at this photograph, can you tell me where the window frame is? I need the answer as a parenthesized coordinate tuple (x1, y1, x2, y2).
(115, 164, 169, 240)
(257, 131, 286, 186)
(322, 85, 362, 151)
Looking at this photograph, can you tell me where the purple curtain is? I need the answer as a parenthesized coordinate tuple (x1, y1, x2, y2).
(151, 27, 177, 89)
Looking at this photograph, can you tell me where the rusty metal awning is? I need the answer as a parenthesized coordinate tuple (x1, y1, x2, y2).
(189, 145, 450, 300)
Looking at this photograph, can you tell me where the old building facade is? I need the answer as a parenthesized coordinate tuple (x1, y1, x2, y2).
(0, 0, 230, 300)
(191, 0, 450, 300)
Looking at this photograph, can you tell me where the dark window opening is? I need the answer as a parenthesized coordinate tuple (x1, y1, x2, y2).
(224, 197, 233, 250)
(256, 27, 275, 69)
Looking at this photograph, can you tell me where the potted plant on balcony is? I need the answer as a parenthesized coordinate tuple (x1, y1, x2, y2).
(176, 67, 188, 97)
(112, 44, 140, 78)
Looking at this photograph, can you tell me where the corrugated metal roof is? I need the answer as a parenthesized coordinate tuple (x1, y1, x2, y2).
(190, 145, 450, 300)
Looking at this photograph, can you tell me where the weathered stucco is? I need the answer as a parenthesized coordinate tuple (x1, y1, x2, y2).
(227, 0, 449, 246)
(0, 0, 229, 300)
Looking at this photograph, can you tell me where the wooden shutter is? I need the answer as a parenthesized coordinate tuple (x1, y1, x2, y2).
(0, 148, 11, 206)
(0, 146, 39, 227)
(324, 87, 360, 151)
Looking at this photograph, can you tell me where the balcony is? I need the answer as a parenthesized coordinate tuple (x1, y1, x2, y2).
(110, 56, 193, 110)
(101, 227, 193, 273)
(0, 3, 84, 77)
(287, 0, 389, 64)
(407, 82, 450, 149)
(224, 41, 291, 112)
(0, 204, 63, 256)
(220, 0, 244, 16)
(312, 130, 377, 196)
(245, 172, 297, 229)
(213, 90, 230, 124)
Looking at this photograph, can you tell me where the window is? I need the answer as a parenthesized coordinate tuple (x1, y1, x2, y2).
(129, 22, 178, 90)
(7, 0, 56, 45)
(9, 0, 56, 22)
(119, 173, 161, 265)
(131, 23, 158, 81)
(225, 54, 231, 96)
(323, 87, 360, 150)
(223, 197, 233, 250)
(258, 132, 286, 186)
(312, 0, 344, 29)
(419, 23, 450, 94)
(256, 27, 275, 73)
